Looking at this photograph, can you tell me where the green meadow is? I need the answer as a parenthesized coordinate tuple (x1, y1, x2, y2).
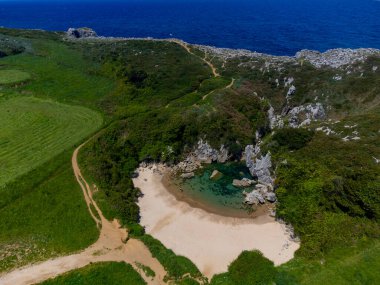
(0, 96, 102, 187)
(0, 69, 30, 85)
(39, 262, 146, 285)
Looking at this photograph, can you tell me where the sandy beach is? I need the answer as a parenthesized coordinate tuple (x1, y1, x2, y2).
(133, 165, 300, 279)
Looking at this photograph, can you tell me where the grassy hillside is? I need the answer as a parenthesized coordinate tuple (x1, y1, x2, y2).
(0, 27, 379, 284)
(0, 96, 102, 186)
(0, 151, 99, 272)
(39, 262, 146, 285)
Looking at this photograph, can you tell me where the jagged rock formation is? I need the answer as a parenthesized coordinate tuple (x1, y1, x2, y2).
(173, 140, 230, 175)
(244, 144, 277, 205)
(194, 140, 230, 164)
(287, 103, 326, 128)
(66, 28, 97, 39)
(268, 106, 284, 129)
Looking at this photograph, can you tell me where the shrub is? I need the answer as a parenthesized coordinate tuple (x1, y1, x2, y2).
(272, 128, 314, 150)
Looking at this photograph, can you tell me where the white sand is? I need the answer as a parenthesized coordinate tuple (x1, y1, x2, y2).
(134, 165, 300, 279)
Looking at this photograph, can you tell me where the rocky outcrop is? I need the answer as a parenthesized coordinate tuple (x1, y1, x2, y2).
(287, 103, 326, 128)
(296, 48, 380, 69)
(246, 147, 273, 185)
(173, 140, 230, 174)
(243, 190, 265, 205)
(194, 140, 230, 164)
(268, 106, 284, 130)
(180, 172, 195, 179)
(66, 28, 97, 39)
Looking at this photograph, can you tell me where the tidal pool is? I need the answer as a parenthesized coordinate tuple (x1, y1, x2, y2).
(168, 162, 257, 217)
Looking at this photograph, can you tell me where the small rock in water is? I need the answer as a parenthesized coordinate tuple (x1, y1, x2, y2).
(210, 170, 223, 180)
(181, 172, 195, 179)
(232, 178, 254, 187)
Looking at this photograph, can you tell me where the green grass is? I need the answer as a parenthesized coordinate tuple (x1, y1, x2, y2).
(138, 235, 203, 283)
(0, 38, 115, 111)
(0, 150, 99, 272)
(39, 262, 146, 285)
(277, 241, 380, 285)
(0, 69, 30, 84)
(211, 251, 276, 285)
(0, 96, 102, 186)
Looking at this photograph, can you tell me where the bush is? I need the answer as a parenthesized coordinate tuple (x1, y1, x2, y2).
(272, 128, 314, 150)
(228, 251, 276, 285)
(211, 251, 277, 285)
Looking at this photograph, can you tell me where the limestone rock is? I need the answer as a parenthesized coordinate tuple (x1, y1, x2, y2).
(243, 190, 265, 205)
(265, 192, 277, 203)
(210, 170, 223, 180)
(67, 27, 97, 39)
(232, 178, 254, 187)
(180, 172, 195, 179)
(295, 48, 380, 69)
(288, 103, 325, 128)
(246, 150, 273, 185)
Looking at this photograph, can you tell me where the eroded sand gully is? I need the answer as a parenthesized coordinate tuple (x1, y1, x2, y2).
(0, 143, 166, 285)
(135, 165, 300, 279)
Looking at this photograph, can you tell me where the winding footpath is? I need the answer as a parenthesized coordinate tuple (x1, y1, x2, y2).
(169, 39, 220, 77)
(0, 141, 167, 285)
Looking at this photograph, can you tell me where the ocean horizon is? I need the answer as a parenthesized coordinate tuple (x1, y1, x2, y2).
(0, 0, 379, 55)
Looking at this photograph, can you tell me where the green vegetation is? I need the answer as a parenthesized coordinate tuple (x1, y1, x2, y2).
(0, 69, 30, 84)
(39, 262, 146, 285)
(228, 251, 276, 285)
(135, 262, 156, 278)
(0, 151, 98, 272)
(211, 251, 276, 285)
(1, 27, 379, 284)
(271, 128, 314, 150)
(0, 96, 102, 187)
(139, 235, 204, 283)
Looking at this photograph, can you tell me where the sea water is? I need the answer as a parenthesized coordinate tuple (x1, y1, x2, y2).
(0, 0, 379, 56)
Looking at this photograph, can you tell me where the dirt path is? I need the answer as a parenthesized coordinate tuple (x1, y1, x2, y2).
(0, 141, 167, 285)
(169, 39, 220, 77)
(202, 78, 235, 100)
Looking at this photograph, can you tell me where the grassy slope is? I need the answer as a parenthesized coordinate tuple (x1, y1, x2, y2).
(39, 262, 146, 285)
(0, 96, 102, 186)
(0, 31, 113, 272)
(0, 151, 98, 272)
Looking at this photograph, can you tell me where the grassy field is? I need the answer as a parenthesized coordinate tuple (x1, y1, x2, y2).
(0, 30, 107, 273)
(39, 262, 146, 285)
(0, 70, 30, 85)
(0, 96, 102, 187)
(0, 150, 99, 272)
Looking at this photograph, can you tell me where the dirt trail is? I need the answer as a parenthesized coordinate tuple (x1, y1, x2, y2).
(0, 141, 167, 285)
(169, 39, 220, 77)
(202, 78, 235, 100)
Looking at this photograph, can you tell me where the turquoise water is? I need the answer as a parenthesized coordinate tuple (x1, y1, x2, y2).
(178, 163, 254, 216)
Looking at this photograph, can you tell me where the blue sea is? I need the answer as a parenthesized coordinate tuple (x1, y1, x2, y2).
(0, 0, 379, 55)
